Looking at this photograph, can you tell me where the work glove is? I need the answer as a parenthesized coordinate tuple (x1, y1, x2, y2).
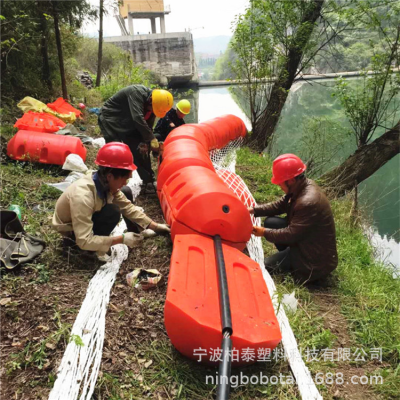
(150, 138, 159, 151)
(252, 226, 266, 237)
(141, 229, 157, 238)
(96, 251, 111, 262)
(138, 142, 149, 156)
(123, 232, 144, 248)
(153, 223, 171, 234)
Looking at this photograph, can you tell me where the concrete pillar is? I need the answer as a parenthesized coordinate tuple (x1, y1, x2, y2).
(160, 15, 166, 33)
(151, 17, 156, 34)
(128, 14, 134, 35)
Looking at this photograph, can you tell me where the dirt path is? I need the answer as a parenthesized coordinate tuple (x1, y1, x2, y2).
(310, 288, 386, 400)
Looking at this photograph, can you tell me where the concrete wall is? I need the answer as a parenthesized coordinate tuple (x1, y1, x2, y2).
(105, 33, 198, 87)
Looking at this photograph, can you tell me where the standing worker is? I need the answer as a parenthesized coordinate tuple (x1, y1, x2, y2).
(98, 85, 173, 187)
(154, 99, 191, 142)
(250, 154, 338, 283)
(52, 142, 170, 261)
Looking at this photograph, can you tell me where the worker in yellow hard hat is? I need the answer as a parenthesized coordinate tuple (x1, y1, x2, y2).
(154, 99, 191, 142)
(98, 85, 173, 188)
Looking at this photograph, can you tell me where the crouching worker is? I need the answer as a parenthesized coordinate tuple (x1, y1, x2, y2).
(250, 154, 338, 284)
(98, 85, 173, 187)
(153, 99, 191, 142)
(52, 142, 170, 261)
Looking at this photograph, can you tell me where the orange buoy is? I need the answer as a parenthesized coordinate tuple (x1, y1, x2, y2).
(157, 139, 215, 191)
(165, 234, 282, 365)
(158, 115, 281, 366)
(160, 166, 252, 246)
(7, 130, 86, 165)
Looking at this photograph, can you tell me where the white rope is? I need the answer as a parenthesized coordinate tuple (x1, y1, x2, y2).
(213, 144, 322, 400)
(48, 171, 142, 400)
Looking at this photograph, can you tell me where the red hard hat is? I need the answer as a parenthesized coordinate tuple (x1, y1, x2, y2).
(78, 103, 86, 109)
(271, 154, 306, 184)
(95, 142, 137, 171)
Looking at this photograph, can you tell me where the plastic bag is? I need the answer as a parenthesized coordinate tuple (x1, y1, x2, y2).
(126, 269, 163, 290)
(282, 291, 298, 313)
(46, 171, 85, 192)
(62, 154, 88, 172)
(92, 137, 105, 148)
(17, 96, 76, 123)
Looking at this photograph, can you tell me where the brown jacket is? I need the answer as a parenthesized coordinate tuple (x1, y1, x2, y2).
(52, 172, 152, 252)
(254, 179, 338, 279)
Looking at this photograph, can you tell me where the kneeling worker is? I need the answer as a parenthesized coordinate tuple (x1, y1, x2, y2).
(250, 154, 338, 283)
(154, 99, 191, 142)
(52, 142, 170, 260)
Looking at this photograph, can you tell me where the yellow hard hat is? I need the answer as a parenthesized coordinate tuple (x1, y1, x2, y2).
(176, 99, 191, 115)
(152, 89, 173, 118)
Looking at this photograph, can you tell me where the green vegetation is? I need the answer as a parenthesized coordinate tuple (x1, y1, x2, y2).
(236, 148, 400, 398)
(0, 2, 156, 121)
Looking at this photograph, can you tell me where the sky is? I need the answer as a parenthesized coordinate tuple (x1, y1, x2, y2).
(84, 0, 249, 38)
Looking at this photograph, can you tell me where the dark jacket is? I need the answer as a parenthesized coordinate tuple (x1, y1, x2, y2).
(98, 85, 156, 143)
(254, 179, 338, 280)
(154, 108, 185, 141)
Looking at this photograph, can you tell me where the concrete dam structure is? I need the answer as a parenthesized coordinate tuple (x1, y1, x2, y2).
(109, 0, 198, 87)
(104, 32, 198, 87)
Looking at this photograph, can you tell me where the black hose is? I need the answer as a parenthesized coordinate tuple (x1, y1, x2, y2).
(216, 334, 232, 400)
(214, 235, 232, 335)
(214, 235, 233, 400)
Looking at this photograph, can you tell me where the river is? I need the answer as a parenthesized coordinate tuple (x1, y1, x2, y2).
(175, 84, 399, 270)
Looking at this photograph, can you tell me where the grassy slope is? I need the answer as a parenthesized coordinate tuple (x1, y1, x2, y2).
(236, 147, 400, 399)
(0, 124, 399, 399)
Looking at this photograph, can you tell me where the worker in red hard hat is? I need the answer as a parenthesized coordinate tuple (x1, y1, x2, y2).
(52, 142, 170, 262)
(249, 154, 338, 283)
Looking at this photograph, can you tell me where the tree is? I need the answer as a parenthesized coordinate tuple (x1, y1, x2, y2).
(230, 0, 379, 151)
(321, 2, 400, 194)
(96, 0, 104, 87)
(1, 0, 96, 103)
(51, 1, 68, 99)
(37, 2, 52, 91)
(47, 0, 95, 99)
(255, 0, 325, 150)
(322, 121, 399, 195)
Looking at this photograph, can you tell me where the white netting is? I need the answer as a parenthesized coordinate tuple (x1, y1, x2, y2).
(212, 141, 322, 400)
(209, 137, 244, 172)
(48, 171, 142, 400)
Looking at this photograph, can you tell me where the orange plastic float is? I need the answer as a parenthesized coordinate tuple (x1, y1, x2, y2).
(163, 124, 210, 149)
(47, 97, 82, 118)
(165, 234, 281, 365)
(157, 139, 215, 190)
(7, 130, 87, 165)
(159, 114, 281, 365)
(159, 166, 252, 249)
(14, 111, 66, 133)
